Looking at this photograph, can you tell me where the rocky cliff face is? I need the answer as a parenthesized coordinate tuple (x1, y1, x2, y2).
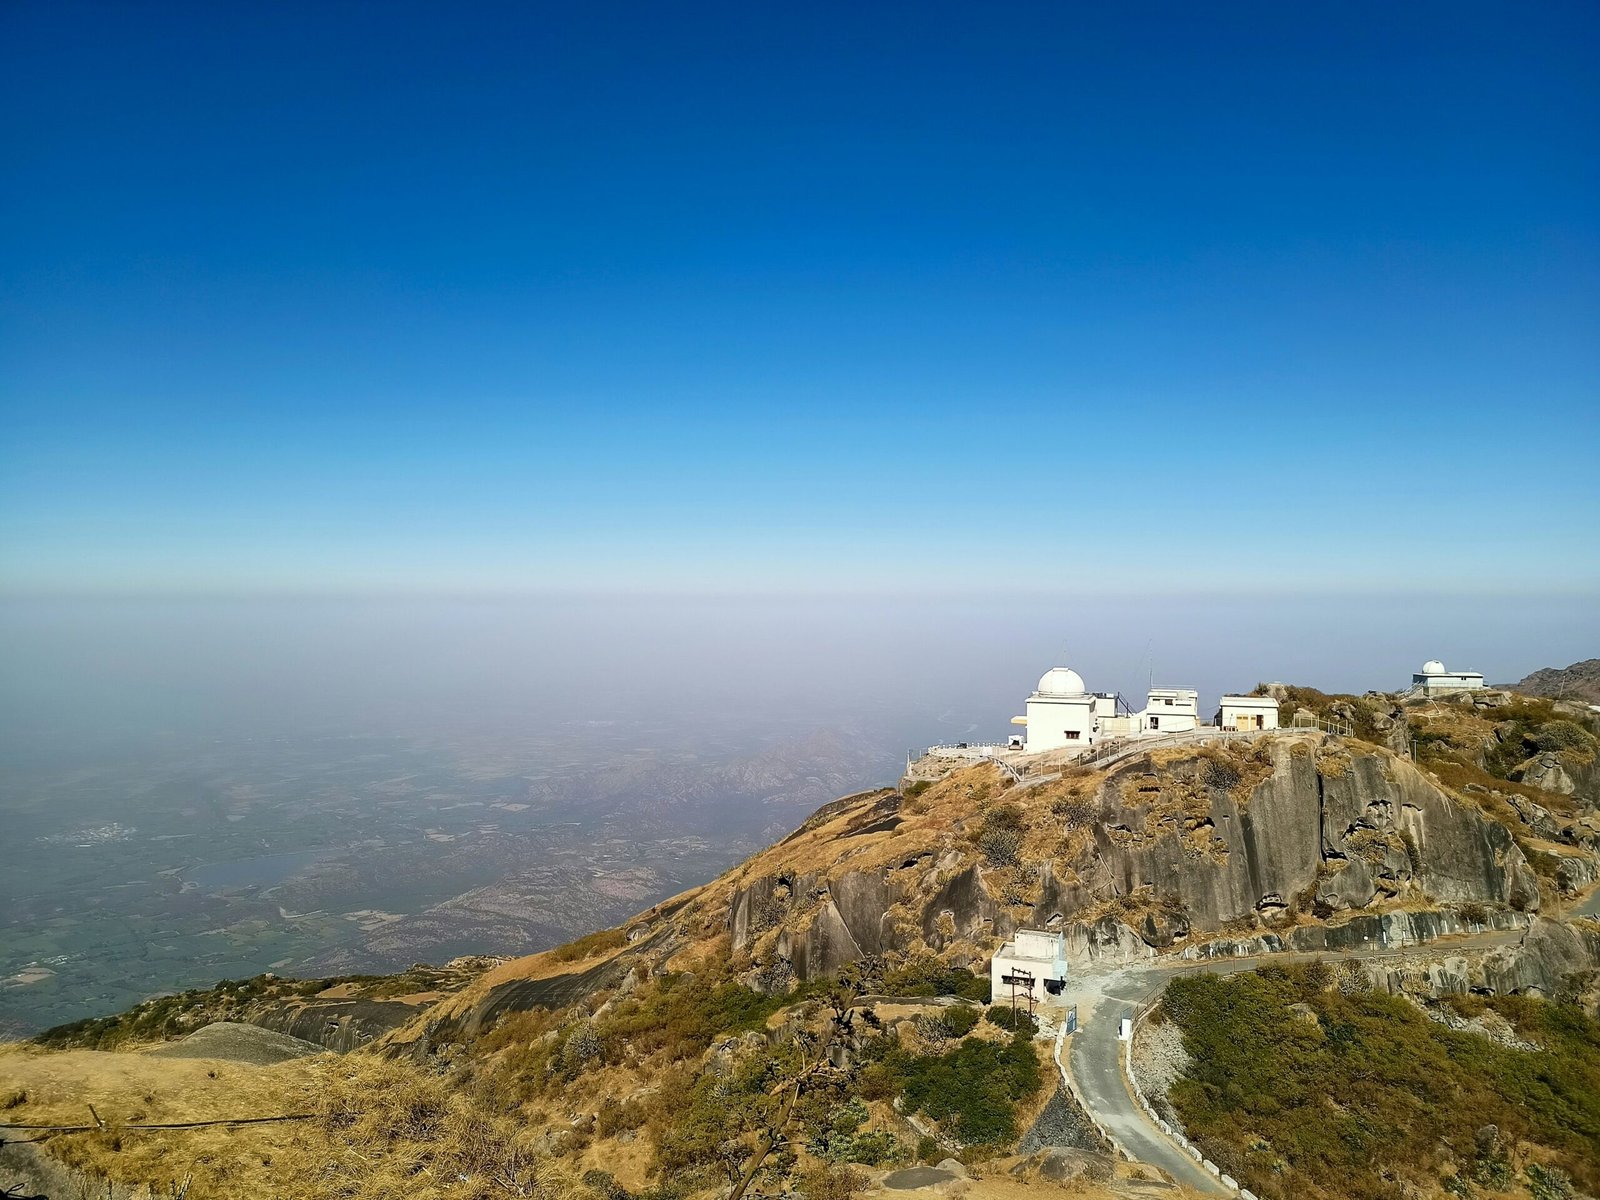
(727, 735, 1545, 985)
(393, 732, 1587, 1053)
(1361, 917, 1600, 1000)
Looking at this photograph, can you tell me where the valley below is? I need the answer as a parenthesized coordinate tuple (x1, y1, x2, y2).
(0, 721, 899, 1037)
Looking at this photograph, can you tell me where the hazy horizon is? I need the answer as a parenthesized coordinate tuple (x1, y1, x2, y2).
(4, 592, 1593, 761)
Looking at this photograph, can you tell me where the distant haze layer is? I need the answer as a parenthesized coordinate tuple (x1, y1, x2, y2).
(2, 593, 1593, 760)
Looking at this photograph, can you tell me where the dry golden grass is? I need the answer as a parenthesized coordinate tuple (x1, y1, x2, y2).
(0, 1045, 588, 1200)
(954, 1162, 1214, 1199)
(0, 1042, 321, 1197)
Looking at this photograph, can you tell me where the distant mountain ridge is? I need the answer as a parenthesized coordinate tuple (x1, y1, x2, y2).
(1512, 658, 1600, 705)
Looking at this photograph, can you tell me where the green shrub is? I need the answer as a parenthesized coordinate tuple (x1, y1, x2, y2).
(976, 803, 1026, 867)
(596, 1095, 647, 1137)
(940, 1004, 980, 1038)
(1050, 793, 1096, 829)
(881, 956, 990, 1003)
(581, 1170, 631, 1200)
(807, 1096, 902, 1166)
(874, 1031, 1042, 1150)
(1527, 1163, 1576, 1200)
(844, 1129, 901, 1165)
(1161, 966, 1600, 1200)
(985, 1005, 1038, 1036)
(1534, 721, 1596, 754)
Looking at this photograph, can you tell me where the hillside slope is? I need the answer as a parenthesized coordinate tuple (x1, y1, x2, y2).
(1512, 658, 1600, 705)
(12, 704, 1600, 1200)
(394, 728, 1561, 1057)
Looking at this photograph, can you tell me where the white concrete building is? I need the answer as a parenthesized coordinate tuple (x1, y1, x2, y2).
(990, 928, 1068, 1007)
(1412, 659, 1485, 696)
(1138, 687, 1198, 734)
(1017, 669, 1204, 752)
(1217, 694, 1280, 730)
(1019, 667, 1120, 753)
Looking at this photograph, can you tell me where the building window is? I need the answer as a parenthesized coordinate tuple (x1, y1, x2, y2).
(1149, 716, 1159, 730)
(1165, 698, 1174, 705)
(1065, 730, 1080, 740)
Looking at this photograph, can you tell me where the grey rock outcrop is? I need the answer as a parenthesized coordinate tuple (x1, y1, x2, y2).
(246, 996, 422, 1052)
(728, 738, 1550, 986)
(729, 855, 999, 986)
(1367, 705, 1412, 756)
(1180, 907, 1532, 961)
(1093, 742, 1325, 928)
(1061, 916, 1154, 965)
(1517, 752, 1578, 796)
(1360, 918, 1600, 999)
(1094, 741, 1539, 934)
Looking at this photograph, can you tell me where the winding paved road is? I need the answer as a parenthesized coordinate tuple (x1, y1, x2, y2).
(1060, 924, 1536, 1195)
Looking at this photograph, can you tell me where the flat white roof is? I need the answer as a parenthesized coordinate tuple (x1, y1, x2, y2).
(1220, 694, 1278, 705)
(996, 942, 1062, 961)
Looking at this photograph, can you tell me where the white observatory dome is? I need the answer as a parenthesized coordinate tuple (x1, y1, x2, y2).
(1422, 659, 1446, 676)
(1037, 667, 1087, 695)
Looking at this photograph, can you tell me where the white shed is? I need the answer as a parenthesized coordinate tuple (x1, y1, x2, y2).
(990, 928, 1068, 1007)
(1218, 694, 1280, 730)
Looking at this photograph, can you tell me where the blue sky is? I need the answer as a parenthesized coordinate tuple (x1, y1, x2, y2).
(2, 1, 1597, 595)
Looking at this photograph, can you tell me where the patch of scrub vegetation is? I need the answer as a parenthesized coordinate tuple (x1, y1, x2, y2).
(878, 954, 991, 1002)
(480, 970, 802, 1086)
(1160, 963, 1600, 1200)
(983, 1004, 1038, 1035)
(1486, 703, 1599, 777)
(547, 927, 629, 963)
(973, 801, 1026, 867)
(1408, 695, 1598, 781)
(1251, 684, 1394, 742)
(470, 955, 1019, 1193)
(859, 1023, 1043, 1152)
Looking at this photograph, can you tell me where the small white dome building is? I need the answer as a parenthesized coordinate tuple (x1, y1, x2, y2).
(1020, 666, 1118, 753)
(1010, 662, 1206, 756)
(1412, 658, 1484, 695)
